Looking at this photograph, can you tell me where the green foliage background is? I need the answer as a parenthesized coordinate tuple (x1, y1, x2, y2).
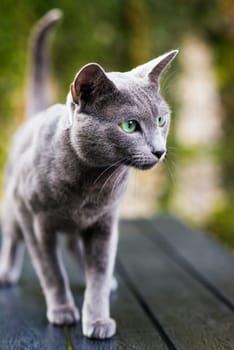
(0, 0, 233, 246)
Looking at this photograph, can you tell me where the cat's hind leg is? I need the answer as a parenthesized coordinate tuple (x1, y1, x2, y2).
(0, 219, 25, 286)
(67, 235, 118, 292)
(110, 275, 118, 292)
(18, 212, 79, 325)
(67, 235, 85, 283)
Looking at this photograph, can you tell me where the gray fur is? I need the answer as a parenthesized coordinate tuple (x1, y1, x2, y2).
(0, 9, 178, 339)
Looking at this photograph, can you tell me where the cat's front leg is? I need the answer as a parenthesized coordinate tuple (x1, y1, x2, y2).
(81, 213, 118, 339)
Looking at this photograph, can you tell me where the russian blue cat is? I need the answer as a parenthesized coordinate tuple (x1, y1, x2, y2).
(0, 9, 178, 339)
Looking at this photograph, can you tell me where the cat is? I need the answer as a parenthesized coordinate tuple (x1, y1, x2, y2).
(0, 9, 178, 339)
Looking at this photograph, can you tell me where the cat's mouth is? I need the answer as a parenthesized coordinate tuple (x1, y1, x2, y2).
(133, 161, 158, 170)
(124, 158, 158, 170)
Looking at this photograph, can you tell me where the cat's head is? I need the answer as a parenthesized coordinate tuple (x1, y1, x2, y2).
(68, 50, 178, 170)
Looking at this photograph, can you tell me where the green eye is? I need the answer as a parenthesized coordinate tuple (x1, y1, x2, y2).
(120, 120, 139, 133)
(157, 115, 167, 127)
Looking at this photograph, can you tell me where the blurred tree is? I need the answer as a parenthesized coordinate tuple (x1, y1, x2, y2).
(0, 0, 233, 247)
(125, 0, 151, 66)
(205, 0, 234, 247)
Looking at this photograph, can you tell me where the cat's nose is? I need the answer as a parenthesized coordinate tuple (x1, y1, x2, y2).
(152, 150, 165, 160)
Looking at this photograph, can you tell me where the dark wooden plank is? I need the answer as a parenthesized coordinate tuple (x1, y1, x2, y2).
(68, 276, 168, 350)
(150, 215, 234, 308)
(0, 236, 168, 350)
(0, 248, 69, 350)
(118, 220, 234, 350)
(63, 250, 168, 350)
(0, 263, 68, 350)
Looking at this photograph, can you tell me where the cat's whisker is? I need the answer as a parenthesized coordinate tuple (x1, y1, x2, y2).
(93, 158, 127, 185)
(110, 167, 127, 197)
(164, 158, 175, 185)
(167, 149, 177, 155)
(97, 167, 120, 200)
(97, 158, 130, 200)
(132, 167, 138, 204)
(110, 157, 138, 198)
(166, 155, 177, 169)
(132, 161, 141, 204)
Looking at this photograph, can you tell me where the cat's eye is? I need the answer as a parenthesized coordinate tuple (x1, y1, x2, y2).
(157, 115, 167, 127)
(120, 120, 139, 133)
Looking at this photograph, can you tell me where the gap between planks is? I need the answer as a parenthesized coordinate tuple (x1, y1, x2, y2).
(116, 260, 177, 350)
(146, 219, 234, 313)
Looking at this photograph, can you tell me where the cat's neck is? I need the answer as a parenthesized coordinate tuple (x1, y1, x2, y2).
(53, 120, 129, 187)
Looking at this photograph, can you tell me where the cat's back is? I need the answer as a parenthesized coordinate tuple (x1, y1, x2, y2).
(5, 104, 67, 183)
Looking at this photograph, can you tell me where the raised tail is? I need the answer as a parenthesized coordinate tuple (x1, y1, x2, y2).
(25, 9, 63, 119)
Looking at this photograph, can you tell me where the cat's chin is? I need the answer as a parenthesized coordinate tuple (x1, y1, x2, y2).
(133, 161, 158, 170)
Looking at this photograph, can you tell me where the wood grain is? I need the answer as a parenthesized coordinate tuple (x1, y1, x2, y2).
(151, 215, 234, 309)
(64, 249, 168, 350)
(118, 220, 234, 350)
(0, 234, 167, 349)
(0, 272, 68, 350)
(1, 217, 234, 350)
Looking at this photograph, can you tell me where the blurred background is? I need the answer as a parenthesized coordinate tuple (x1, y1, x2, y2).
(0, 0, 233, 247)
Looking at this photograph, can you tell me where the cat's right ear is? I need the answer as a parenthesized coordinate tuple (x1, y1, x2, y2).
(70, 63, 116, 106)
(131, 50, 178, 86)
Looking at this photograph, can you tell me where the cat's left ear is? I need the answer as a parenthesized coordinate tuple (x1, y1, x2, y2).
(131, 50, 178, 85)
(70, 63, 117, 106)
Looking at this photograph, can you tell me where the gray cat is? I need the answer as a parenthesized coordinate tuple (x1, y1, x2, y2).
(0, 9, 178, 339)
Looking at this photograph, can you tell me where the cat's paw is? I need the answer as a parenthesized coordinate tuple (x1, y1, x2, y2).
(83, 318, 116, 339)
(47, 304, 80, 325)
(0, 272, 16, 287)
(110, 276, 118, 292)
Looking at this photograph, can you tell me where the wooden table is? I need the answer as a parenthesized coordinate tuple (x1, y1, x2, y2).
(0, 216, 234, 349)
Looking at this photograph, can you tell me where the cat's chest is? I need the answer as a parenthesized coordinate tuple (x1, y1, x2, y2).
(71, 168, 129, 226)
(24, 166, 129, 229)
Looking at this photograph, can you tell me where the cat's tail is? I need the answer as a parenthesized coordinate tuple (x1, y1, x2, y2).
(25, 9, 63, 119)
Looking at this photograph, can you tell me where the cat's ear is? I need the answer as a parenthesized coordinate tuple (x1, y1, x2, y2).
(131, 50, 178, 85)
(70, 63, 116, 105)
